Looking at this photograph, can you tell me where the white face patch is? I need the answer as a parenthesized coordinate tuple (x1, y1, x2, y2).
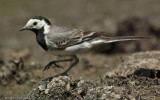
(25, 19, 50, 34)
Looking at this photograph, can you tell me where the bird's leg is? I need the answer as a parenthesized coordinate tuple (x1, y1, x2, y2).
(55, 55, 79, 76)
(43, 55, 79, 81)
(43, 58, 74, 72)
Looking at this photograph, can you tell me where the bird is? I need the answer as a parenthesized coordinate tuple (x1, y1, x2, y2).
(20, 16, 149, 80)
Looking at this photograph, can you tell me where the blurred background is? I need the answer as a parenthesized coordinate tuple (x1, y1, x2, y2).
(0, 0, 160, 97)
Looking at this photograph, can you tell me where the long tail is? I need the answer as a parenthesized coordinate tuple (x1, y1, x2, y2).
(100, 36, 150, 43)
(83, 31, 150, 44)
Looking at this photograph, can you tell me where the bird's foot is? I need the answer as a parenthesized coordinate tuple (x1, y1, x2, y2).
(43, 61, 63, 72)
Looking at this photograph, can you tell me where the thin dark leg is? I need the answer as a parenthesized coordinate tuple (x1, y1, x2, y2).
(43, 55, 79, 81)
(55, 55, 79, 76)
(43, 58, 74, 72)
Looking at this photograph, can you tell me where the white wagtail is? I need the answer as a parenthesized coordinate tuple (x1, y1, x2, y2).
(20, 16, 149, 79)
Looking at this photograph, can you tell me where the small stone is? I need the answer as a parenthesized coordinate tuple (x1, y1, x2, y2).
(66, 83, 70, 91)
(38, 85, 45, 91)
(45, 89, 49, 94)
(30, 61, 36, 66)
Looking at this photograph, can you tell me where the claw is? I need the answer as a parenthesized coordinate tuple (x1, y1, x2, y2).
(54, 63, 63, 69)
(43, 62, 53, 72)
(43, 61, 64, 72)
(42, 76, 54, 81)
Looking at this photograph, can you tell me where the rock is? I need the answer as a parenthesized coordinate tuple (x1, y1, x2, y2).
(0, 55, 25, 85)
(106, 51, 160, 77)
(28, 75, 94, 100)
(28, 75, 160, 99)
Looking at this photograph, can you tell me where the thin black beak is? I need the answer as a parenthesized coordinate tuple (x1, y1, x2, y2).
(20, 27, 26, 31)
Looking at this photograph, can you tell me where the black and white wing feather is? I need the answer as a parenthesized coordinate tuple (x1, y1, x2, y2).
(46, 26, 149, 50)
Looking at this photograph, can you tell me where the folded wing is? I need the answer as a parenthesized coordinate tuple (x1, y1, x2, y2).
(46, 29, 149, 49)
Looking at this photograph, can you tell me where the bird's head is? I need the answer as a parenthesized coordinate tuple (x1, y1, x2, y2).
(20, 16, 51, 34)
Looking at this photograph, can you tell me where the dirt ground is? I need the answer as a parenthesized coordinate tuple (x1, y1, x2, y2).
(0, 0, 160, 99)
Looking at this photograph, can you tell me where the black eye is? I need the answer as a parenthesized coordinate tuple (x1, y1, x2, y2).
(33, 22, 37, 26)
